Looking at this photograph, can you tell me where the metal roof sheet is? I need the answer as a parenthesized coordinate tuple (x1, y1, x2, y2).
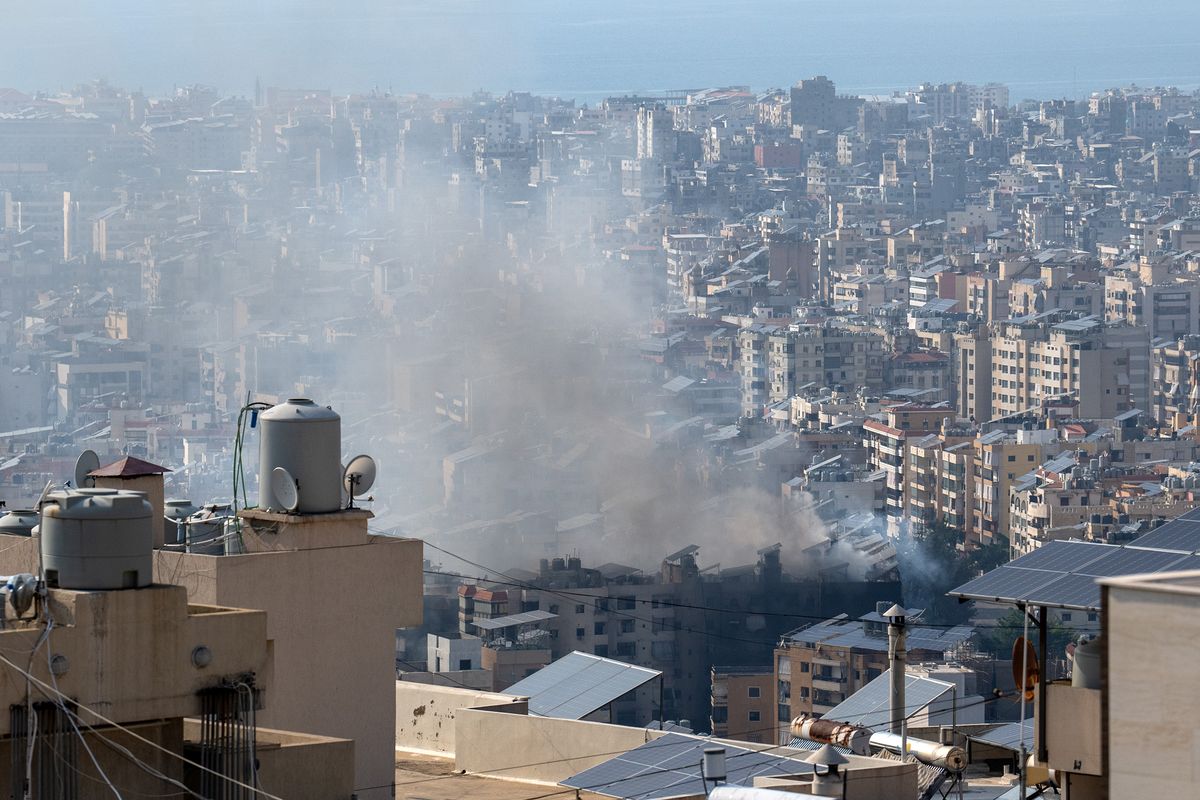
(503, 651, 661, 720)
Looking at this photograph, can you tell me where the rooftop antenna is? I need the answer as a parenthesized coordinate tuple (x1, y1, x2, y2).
(73, 449, 100, 489)
(342, 454, 377, 509)
(270, 467, 300, 513)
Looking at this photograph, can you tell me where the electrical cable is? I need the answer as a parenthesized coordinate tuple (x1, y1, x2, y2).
(0, 650, 284, 800)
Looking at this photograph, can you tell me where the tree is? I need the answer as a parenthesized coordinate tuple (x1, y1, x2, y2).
(978, 609, 1076, 664)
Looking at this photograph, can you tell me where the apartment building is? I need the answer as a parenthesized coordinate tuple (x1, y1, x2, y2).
(710, 666, 775, 743)
(989, 314, 1149, 420)
(1151, 334, 1200, 432)
(738, 323, 887, 414)
(1103, 259, 1200, 339)
(951, 328, 993, 422)
(972, 428, 1057, 547)
(862, 404, 957, 533)
(904, 420, 976, 535)
(773, 607, 973, 743)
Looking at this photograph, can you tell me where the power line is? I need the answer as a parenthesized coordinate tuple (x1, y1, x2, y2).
(0, 650, 283, 800)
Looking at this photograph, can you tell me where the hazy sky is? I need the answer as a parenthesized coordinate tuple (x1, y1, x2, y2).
(3, 0, 1199, 100)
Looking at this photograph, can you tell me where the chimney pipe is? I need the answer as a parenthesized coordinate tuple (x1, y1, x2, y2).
(884, 603, 907, 755)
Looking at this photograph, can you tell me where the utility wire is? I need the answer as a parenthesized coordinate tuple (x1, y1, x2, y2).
(0, 650, 284, 800)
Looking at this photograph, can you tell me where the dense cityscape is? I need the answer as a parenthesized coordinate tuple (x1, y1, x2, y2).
(1, 67, 1199, 798)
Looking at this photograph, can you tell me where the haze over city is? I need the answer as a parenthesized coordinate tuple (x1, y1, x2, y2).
(1, 2, 1200, 798)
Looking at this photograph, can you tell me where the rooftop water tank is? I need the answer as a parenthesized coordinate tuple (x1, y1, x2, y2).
(41, 488, 153, 590)
(186, 502, 230, 554)
(0, 509, 38, 537)
(163, 498, 198, 546)
(258, 398, 342, 514)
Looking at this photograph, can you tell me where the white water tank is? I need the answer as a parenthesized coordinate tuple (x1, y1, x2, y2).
(258, 398, 342, 513)
(41, 488, 153, 590)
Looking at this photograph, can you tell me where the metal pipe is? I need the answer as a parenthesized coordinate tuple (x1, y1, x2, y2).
(789, 715, 873, 756)
(868, 732, 966, 771)
(887, 609, 907, 752)
(1037, 606, 1048, 763)
(1019, 606, 1029, 800)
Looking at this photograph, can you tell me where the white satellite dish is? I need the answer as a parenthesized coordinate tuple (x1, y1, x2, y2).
(270, 466, 300, 512)
(342, 455, 377, 508)
(73, 450, 100, 489)
(339, 462, 349, 508)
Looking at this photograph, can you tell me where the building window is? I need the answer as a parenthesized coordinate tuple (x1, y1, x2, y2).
(1061, 612, 1072, 622)
(618, 596, 636, 611)
(620, 619, 635, 633)
(595, 645, 608, 657)
(594, 622, 606, 635)
(615, 642, 636, 658)
(748, 687, 761, 698)
(800, 663, 810, 673)
(575, 604, 586, 614)
(459, 659, 473, 670)
(576, 627, 585, 639)
(748, 711, 761, 722)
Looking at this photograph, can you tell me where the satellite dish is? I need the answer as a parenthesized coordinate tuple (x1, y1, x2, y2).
(339, 462, 349, 508)
(270, 467, 300, 512)
(1011, 636, 1041, 703)
(73, 450, 100, 489)
(7, 574, 37, 618)
(342, 455, 377, 508)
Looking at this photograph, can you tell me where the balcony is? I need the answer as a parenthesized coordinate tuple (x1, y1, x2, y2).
(812, 677, 846, 694)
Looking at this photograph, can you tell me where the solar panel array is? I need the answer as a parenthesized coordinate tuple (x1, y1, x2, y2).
(472, 609, 557, 631)
(950, 512, 1200, 611)
(819, 669, 955, 731)
(968, 721, 1033, 752)
(787, 617, 974, 654)
(561, 733, 812, 800)
(502, 651, 661, 720)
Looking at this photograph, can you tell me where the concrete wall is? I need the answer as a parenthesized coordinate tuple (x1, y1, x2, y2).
(0, 585, 268, 735)
(429, 633, 482, 672)
(156, 509, 424, 800)
(1104, 572, 1200, 799)
(454, 708, 665, 782)
(0, 720, 185, 797)
(184, 720, 356, 800)
(396, 681, 525, 755)
(400, 669, 495, 691)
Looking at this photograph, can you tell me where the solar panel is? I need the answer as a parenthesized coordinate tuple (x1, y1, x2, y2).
(472, 609, 557, 631)
(970, 721, 1033, 751)
(950, 566, 1062, 603)
(1023, 572, 1102, 610)
(820, 669, 954, 730)
(502, 651, 661, 720)
(1007, 540, 1113, 572)
(562, 733, 812, 800)
(1076, 547, 1191, 577)
(950, 523, 1200, 611)
(1128, 517, 1200, 552)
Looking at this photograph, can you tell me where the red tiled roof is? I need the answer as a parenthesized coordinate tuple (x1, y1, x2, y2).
(89, 455, 172, 478)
